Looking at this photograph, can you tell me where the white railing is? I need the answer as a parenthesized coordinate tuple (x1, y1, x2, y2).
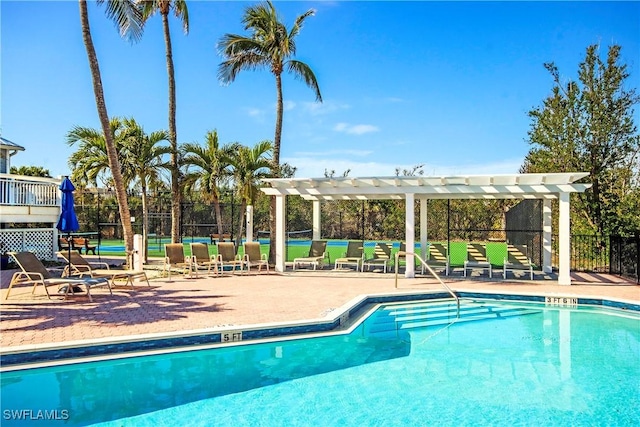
(0, 174, 60, 207)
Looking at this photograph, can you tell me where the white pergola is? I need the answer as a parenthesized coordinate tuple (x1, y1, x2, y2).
(259, 173, 591, 285)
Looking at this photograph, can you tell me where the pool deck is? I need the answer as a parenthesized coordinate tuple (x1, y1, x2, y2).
(1, 256, 638, 350)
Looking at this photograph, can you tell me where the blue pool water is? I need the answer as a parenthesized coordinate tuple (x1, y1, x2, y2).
(1, 300, 638, 426)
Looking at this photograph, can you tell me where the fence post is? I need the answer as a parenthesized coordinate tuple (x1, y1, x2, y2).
(636, 232, 639, 285)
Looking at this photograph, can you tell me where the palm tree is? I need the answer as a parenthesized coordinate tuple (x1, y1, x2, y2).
(181, 130, 238, 238)
(138, 0, 189, 244)
(228, 140, 273, 250)
(67, 118, 171, 262)
(120, 118, 171, 262)
(67, 118, 128, 186)
(218, 1, 321, 168)
(78, 0, 144, 254)
(218, 0, 322, 261)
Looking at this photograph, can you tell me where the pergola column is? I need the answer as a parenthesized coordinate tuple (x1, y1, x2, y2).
(543, 199, 552, 273)
(312, 200, 321, 240)
(405, 193, 415, 278)
(275, 195, 286, 272)
(558, 192, 571, 285)
(420, 198, 428, 261)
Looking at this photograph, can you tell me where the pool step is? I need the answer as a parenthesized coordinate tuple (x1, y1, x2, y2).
(365, 300, 539, 336)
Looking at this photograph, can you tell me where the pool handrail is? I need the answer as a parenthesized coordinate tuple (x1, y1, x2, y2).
(394, 251, 460, 316)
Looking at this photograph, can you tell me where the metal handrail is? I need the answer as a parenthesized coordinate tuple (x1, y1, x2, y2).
(394, 250, 460, 315)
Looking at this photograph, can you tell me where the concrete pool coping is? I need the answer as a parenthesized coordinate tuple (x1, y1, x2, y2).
(2, 289, 638, 371)
(1, 260, 639, 370)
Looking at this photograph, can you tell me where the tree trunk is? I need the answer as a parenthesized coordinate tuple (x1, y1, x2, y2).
(268, 72, 285, 263)
(162, 12, 181, 243)
(235, 199, 247, 254)
(79, 0, 133, 253)
(141, 182, 149, 263)
(213, 196, 224, 236)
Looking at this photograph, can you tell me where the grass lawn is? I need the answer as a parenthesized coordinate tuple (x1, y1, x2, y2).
(96, 238, 429, 265)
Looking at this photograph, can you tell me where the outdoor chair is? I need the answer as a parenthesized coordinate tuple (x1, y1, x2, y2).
(72, 237, 97, 255)
(447, 242, 469, 275)
(426, 243, 449, 275)
(293, 240, 328, 270)
(486, 242, 508, 270)
(397, 242, 424, 274)
(334, 241, 364, 271)
(503, 244, 534, 280)
(464, 243, 492, 278)
(57, 251, 149, 288)
(217, 242, 245, 274)
(190, 242, 219, 277)
(243, 241, 269, 273)
(163, 243, 193, 280)
(362, 242, 391, 273)
(6, 251, 111, 302)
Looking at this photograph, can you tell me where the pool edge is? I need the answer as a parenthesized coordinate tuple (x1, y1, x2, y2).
(1, 290, 639, 370)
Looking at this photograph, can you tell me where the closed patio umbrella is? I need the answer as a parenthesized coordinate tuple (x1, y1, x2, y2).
(57, 177, 79, 289)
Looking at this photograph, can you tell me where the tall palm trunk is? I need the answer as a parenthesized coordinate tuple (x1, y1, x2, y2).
(235, 199, 248, 253)
(268, 72, 285, 263)
(162, 12, 181, 243)
(141, 182, 149, 263)
(213, 196, 224, 237)
(79, 0, 133, 253)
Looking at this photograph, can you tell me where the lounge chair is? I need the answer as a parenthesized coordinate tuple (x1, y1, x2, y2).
(486, 242, 508, 270)
(243, 241, 269, 273)
(464, 243, 492, 278)
(426, 243, 449, 275)
(217, 242, 245, 274)
(190, 242, 219, 277)
(362, 242, 391, 273)
(6, 251, 111, 302)
(293, 240, 327, 270)
(447, 242, 469, 275)
(163, 243, 193, 280)
(397, 242, 423, 273)
(334, 241, 364, 271)
(503, 244, 534, 280)
(57, 251, 150, 288)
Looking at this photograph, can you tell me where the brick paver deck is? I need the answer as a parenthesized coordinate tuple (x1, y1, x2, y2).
(1, 261, 638, 350)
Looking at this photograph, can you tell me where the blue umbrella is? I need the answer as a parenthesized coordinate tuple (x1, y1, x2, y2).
(57, 177, 79, 286)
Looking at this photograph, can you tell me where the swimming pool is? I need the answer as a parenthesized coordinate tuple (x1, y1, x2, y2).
(1, 299, 638, 426)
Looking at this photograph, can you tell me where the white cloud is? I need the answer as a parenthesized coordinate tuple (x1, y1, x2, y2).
(295, 149, 372, 157)
(246, 107, 266, 121)
(333, 122, 379, 135)
(283, 100, 296, 111)
(302, 100, 350, 116)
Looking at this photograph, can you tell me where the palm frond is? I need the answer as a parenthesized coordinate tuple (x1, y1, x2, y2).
(286, 60, 323, 102)
(102, 0, 145, 43)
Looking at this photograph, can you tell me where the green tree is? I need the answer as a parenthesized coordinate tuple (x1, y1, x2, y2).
(78, 0, 143, 253)
(139, 0, 190, 244)
(67, 119, 127, 186)
(67, 118, 171, 261)
(228, 140, 273, 250)
(181, 130, 238, 238)
(10, 166, 51, 177)
(218, 0, 322, 261)
(523, 44, 640, 234)
(120, 118, 171, 262)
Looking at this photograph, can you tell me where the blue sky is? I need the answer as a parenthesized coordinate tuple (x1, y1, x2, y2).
(2, 1, 639, 180)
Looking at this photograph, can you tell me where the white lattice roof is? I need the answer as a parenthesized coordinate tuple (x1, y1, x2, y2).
(260, 173, 591, 200)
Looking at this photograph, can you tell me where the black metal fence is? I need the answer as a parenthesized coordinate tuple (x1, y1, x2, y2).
(610, 234, 639, 284)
